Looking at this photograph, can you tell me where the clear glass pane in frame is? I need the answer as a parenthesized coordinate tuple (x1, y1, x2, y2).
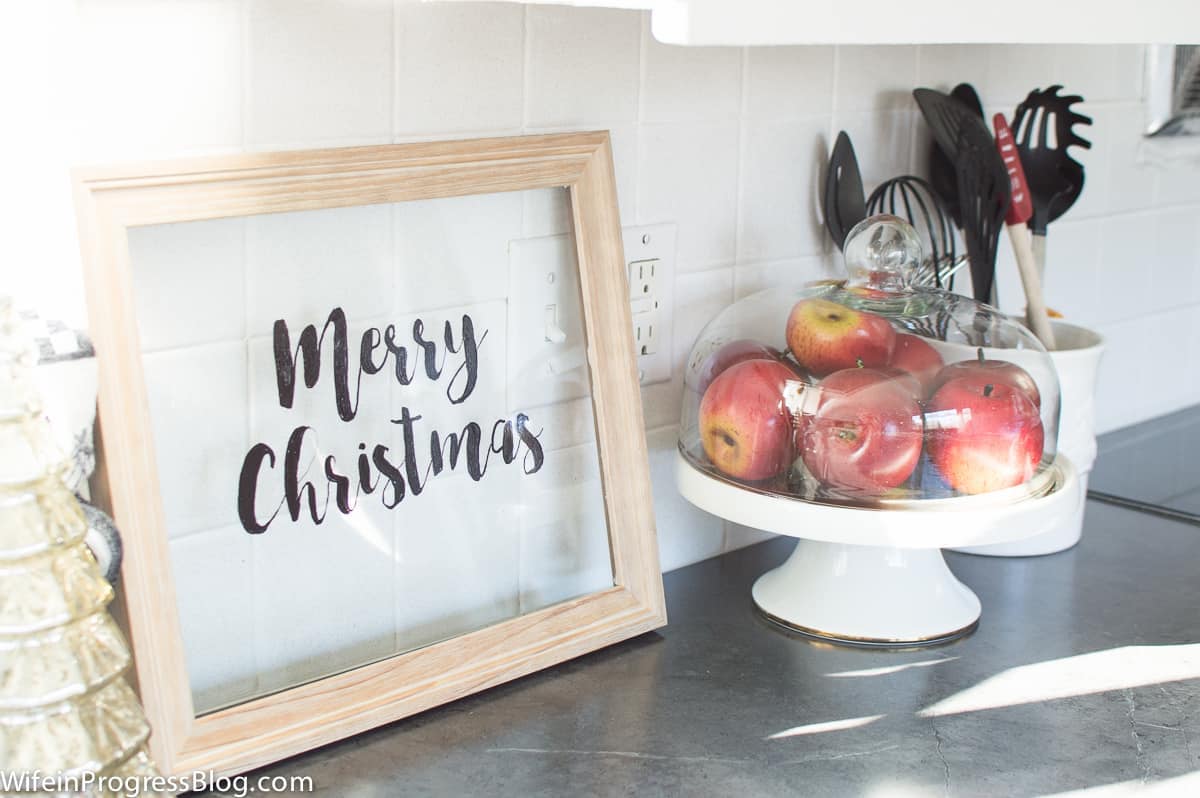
(125, 187, 613, 714)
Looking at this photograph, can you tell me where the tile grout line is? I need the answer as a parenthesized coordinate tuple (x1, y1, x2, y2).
(521, 4, 532, 134)
(237, 0, 260, 692)
(240, 0, 252, 152)
(731, 45, 749, 275)
(391, 0, 400, 142)
(634, 10, 650, 227)
(517, 3, 533, 615)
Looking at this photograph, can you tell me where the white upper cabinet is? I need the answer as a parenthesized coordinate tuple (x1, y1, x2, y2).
(442, 0, 1200, 45)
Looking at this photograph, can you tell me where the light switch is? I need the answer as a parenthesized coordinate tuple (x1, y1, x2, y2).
(507, 235, 589, 413)
(544, 304, 566, 343)
(507, 224, 676, 414)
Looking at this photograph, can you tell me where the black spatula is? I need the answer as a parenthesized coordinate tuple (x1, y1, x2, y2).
(928, 83, 985, 230)
(914, 88, 1011, 305)
(823, 131, 867, 251)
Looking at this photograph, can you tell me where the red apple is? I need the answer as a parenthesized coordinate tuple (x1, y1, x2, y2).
(844, 285, 892, 300)
(785, 298, 896, 377)
(926, 375, 1045, 495)
(797, 367, 924, 493)
(699, 359, 798, 481)
(873, 366, 923, 401)
(931, 349, 1041, 408)
(694, 339, 781, 394)
(888, 333, 944, 397)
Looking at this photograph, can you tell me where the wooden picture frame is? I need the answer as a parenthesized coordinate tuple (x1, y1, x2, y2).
(72, 132, 667, 777)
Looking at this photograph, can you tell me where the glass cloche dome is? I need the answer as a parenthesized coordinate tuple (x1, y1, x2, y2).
(678, 215, 1062, 508)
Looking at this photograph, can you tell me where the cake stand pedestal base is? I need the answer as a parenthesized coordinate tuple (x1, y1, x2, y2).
(751, 539, 980, 647)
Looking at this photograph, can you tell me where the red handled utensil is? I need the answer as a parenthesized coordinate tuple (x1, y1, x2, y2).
(994, 112, 1056, 350)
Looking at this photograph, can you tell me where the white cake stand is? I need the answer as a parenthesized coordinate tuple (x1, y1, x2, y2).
(675, 451, 1082, 646)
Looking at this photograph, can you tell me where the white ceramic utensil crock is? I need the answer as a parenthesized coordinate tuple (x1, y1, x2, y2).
(954, 320, 1103, 557)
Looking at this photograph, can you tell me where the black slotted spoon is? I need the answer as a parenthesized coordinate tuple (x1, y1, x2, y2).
(914, 88, 1012, 305)
(1012, 85, 1092, 278)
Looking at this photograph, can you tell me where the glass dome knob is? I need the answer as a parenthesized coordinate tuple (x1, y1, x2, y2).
(843, 214, 923, 293)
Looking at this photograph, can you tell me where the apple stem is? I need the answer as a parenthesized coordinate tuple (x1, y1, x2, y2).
(856, 358, 864, 369)
(977, 347, 985, 365)
(984, 383, 994, 398)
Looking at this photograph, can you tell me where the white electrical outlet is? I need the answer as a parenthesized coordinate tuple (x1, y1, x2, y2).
(628, 259, 661, 313)
(622, 224, 675, 385)
(633, 315, 659, 356)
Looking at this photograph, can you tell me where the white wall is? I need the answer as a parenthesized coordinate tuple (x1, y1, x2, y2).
(6, 1, 1200, 576)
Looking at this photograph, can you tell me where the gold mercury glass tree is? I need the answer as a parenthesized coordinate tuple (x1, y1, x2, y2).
(0, 297, 168, 797)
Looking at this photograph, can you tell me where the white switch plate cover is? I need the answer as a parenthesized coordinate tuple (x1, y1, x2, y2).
(507, 234, 590, 413)
(622, 224, 675, 386)
(507, 223, 676, 413)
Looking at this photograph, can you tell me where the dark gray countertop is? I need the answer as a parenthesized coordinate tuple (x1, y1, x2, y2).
(213, 500, 1200, 797)
(1091, 405, 1200, 521)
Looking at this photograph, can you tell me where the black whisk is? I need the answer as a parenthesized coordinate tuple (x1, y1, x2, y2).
(866, 175, 964, 291)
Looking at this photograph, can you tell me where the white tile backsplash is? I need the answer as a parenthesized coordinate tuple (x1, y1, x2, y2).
(245, 203, 393, 336)
(639, 378, 685, 432)
(672, 267, 735, 374)
(835, 109, 916, 189)
(1154, 210, 1200, 308)
(394, 190, 524, 313)
(983, 45, 1055, 108)
(38, 3, 1200, 663)
(143, 342, 249, 538)
(1051, 45, 1145, 105)
(1102, 104, 1159, 215)
(915, 45, 991, 95)
(744, 46, 835, 120)
(520, 396, 596, 453)
(1096, 213, 1155, 324)
(1040, 218, 1103, 327)
(525, 6, 641, 128)
(1155, 155, 1200, 207)
(834, 45, 918, 112)
(394, 3, 524, 136)
(247, 0, 393, 147)
(734, 255, 836, 299)
(738, 118, 829, 261)
(646, 425, 723, 571)
(394, 470, 521, 652)
(251, 499, 397, 695)
(128, 218, 246, 352)
(169, 525, 257, 713)
(638, 121, 740, 271)
(642, 35, 742, 124)
(518, 440, 613, 611)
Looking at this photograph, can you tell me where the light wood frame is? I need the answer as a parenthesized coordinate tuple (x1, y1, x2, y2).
(72, 132, 667, 778)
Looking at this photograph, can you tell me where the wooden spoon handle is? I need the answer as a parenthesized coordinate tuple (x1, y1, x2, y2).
(1031, 232, 1047, 282)
(1008, 223, 1057, 349)
(994, 112, 1056, 349)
